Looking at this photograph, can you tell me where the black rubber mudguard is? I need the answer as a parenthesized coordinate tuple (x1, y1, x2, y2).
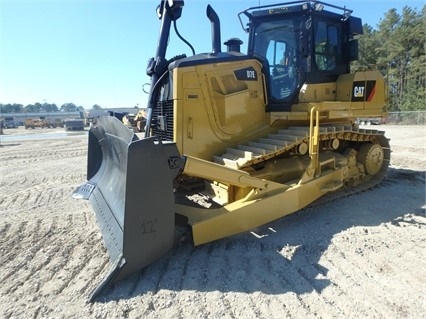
(73, 116, 183, 301)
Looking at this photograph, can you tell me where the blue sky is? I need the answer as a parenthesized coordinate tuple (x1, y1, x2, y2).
(0, 0, 423, 110)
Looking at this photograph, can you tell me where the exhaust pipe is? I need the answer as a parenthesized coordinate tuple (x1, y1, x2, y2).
(206, 5, 221, 54)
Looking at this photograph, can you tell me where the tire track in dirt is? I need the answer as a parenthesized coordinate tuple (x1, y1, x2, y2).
(328, 225, 424, 318)
(86, 233, 414, 319)
(289, 244, 369, 318)
(0, 138, 87, 169)
(39, 230, 106, 298)
(353, 225, 424, 284)
(149, 248, 193, 318)
(0, 210, 106, 318)
(119, 238, 345, 318)
(204, 241, 238, 319)
(0, 145, 86, 159)
(222, 240, 271, 318)
(0, 218, 56, 292)
(61, 212, 108, 298)
(0, 220, 32, 282)
(0, 138, 85, 153)
(175, 245, 213, 319)
(271, 253, 334, 318)
(0, 148, 87, 168)
(321, 244, 399, 318)
(0, 139, 91, 317)
(0, 185, 76, 212)
(223, 241, 297, 318)
(0, 170, 87, 213)
(0, 173, 87, 189)
(201, 241, 238, 319)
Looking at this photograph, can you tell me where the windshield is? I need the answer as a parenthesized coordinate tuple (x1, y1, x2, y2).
(252, 19, 301, 101)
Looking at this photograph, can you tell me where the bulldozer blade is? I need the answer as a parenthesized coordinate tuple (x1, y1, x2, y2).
(73, 116, 183, 302)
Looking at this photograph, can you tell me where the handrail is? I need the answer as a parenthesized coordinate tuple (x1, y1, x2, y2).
(309, 106, 320, 176)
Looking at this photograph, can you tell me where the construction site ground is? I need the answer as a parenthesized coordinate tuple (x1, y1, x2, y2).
(0, 125, 425, 319)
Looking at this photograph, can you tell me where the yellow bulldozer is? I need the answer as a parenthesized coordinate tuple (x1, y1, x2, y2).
(122, 109, 147, 132)
(74, 0, 389, 301)
(25, 118, 49, 129)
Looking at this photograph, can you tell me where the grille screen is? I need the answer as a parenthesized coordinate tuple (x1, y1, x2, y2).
(151, 99, 174, 141)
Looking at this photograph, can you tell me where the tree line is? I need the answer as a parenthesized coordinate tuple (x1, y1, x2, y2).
(0, 103, 104, 114)
(353, 5, 425, 111)
(1, 6, 424, 114)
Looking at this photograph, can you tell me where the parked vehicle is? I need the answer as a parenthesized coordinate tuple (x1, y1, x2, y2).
(25, 118, 49, 129)
(4, 117, 17, 128)
(356, 117, 387, 125)
(64, 119, 84, 131)
(49, 118, 64, 128)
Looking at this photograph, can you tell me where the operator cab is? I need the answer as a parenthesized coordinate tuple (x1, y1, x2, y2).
(252, 17, 299, 102)
(239, 1, 363, 111)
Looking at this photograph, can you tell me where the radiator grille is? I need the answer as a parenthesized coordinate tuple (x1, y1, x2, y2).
(151, 99, 174, 141)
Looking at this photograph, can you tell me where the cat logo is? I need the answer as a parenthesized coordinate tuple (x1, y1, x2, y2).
(354, 86, 365, 98)
(352, 80, 376, 102)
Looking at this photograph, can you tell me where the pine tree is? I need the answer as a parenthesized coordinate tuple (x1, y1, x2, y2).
(358, 5, 426, 112)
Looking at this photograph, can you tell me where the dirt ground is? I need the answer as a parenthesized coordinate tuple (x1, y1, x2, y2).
(0, 125, 425, 319)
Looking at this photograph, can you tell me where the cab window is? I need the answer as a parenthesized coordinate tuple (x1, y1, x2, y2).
(314, 21, 341, 71)
(253, 19, 298, 100)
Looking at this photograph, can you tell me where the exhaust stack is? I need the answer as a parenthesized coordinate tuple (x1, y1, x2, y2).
(206, 5, 221, 54)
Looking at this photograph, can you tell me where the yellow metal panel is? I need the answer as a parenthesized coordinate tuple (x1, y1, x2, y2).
(298, 82, 337, 102)
(172, 60, 271, 161)
(178, 152, 347, 246)
(202, 61, 268, 137)
(176, 168, 344, 245)
(271, 70, 387, 125)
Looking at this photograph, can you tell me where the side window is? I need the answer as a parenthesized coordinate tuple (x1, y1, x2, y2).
(265, 40, 297, 99)
(315, 21, 341, 71)
(266, 40, 287, 73)
(252, 19, 300, 101)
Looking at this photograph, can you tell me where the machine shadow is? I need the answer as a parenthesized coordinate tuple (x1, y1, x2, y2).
(97, 167, 425, 303)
